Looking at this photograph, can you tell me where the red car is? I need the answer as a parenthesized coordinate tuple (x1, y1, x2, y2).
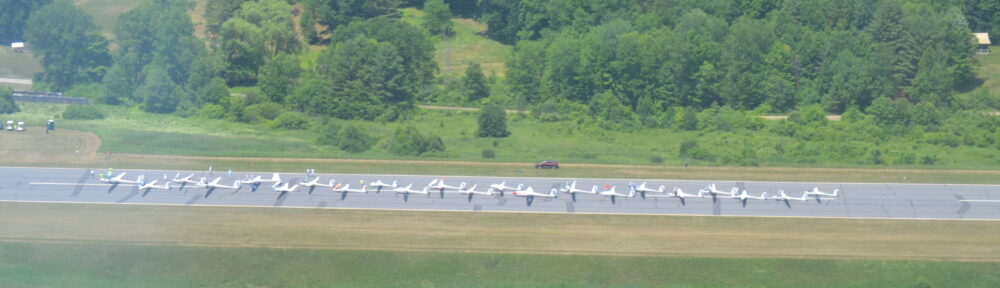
(535, 160, 559, 169)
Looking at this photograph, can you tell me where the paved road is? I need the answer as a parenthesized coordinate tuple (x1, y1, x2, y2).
(0, 77, 31, 85)
(1, 167, 998, 220)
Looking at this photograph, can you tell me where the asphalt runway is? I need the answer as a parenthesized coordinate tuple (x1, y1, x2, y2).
(1, 167, 998, 220)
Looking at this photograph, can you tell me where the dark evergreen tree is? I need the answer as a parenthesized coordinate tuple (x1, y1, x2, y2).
(477, 104, 510, 137)
(463, 62, 489, 102)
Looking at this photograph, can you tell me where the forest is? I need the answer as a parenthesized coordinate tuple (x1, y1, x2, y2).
(3, 0, 1000, 166)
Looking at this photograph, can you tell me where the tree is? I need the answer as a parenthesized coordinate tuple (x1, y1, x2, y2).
(24, 1, 111, 91)
(302, 0, 403, 41)
(0, 0, 53, 44)
(198, 77, 230, 104)
(388, 126, 445, 156)
(139, 66, 180, 114)
(423, 0, 454, 36)
(0, 87, 19, 114)
(259, 53, 302, 103)
(910, 48, 955, 107)
(477, 104, 510, 137)
(464, 62, 489, 102)
(204, 0, 250, 37)
(305, 35, 406, 120)
(867, 0, 917, 90)
(337, 124, 375, 153)
(220, 0, 302, 85)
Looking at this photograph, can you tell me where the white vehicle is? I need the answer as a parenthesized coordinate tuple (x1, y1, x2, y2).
(15, 121, 24, 132)
(559, 181, 598, 202)
(632, 182, 668, 199)
(273, 182, 299, 196)
(4, 120, 12, 131)
(770, 190, 808, 202)
(489, 181, 518, 197)
(334, 184, 368, 200)
(369, 180, 397, 193)
(428, 178, 466, 199)
(732, 190, 768, 207)
(598, 186, 635, 204)
(510, 184, 558, 206)
(455, 185, 495, 202)
(804, 187, 839, 197)
(138, 180, 171, 196)
(392, 184, 431, 202)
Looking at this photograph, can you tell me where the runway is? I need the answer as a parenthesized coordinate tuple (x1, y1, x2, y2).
(1, 167, 998, 220)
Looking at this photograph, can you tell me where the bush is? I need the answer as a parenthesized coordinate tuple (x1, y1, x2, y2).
(678, 139, 698, 157)
(388, 126, 446, 156)
(477, 104, 510, 137)
(0, 87, 19, 114)
(198, 104, 226, 119)
(270, 112, 311, 130)
(61, 105, 105, 120)
(650, 155, 664, 164)
(316, 123, 342, 146)
(337, 125, 375, 153)
(482, 149, 495, 158)
(244, 102, 285, 121)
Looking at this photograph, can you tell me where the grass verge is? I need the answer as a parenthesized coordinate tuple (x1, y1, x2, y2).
(0, 202, 998, 287)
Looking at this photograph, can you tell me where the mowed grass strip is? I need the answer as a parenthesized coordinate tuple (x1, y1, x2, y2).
(1, 202, 998, 262)
(1, 241, 999, 288)
(5, 125, 1000, 184)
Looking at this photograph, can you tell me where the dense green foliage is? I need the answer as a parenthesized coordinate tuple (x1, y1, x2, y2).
(477, 104, 509, 137)
(463, 62, 489, 102)
(0, 87, 19, 114)
(501, 0, 975, 119)
(0, 0, 53, 44)
(422, 0, 453, 36)
(302, 0, 403, 42)
(219, 0, 302, 85)
(24, 1, 110, 92)
(387, 126, 445, 155)
(259, 54, 302, 103)
(61, 105, 104, 120)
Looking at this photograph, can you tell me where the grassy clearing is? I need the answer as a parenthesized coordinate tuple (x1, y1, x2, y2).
(9, 103, 1000, 183)
(2, 242, 998, 288)
(0, 47, 42, 79)
(0, 202, 998, 287)
(74, 0, 145, 38)
(1, 202, 999, 261)
(401, 8, 511, 76)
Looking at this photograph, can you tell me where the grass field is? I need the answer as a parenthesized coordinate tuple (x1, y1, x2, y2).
(401, 8, 511, 76)
(0, 202, 998, 287)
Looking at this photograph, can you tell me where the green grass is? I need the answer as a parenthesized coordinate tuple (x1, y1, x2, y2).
(401, 7, 511, 76)
(12, 102, 1000, 174)
(74, 0, 146, 38)
(2, 242, 998, 288)
(1, 202, 999, 287)
(0, 46, 42, 79)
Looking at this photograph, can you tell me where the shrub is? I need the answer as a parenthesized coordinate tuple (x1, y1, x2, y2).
(245, 102, 284, 121)
(62, 105, 105, 120)
(388, 126, 446, 156)
(198, 104, 226, 119)
(482, 149, 495, 158)
(337, 125, 375, 153)
(650, 155, 664, 164)
(477, 104, 510, 137)
(270, 112, 311, 130)
(678, 139, 698, 157)
(316, 123, 342, 146)
(0, 87, 19, 114)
